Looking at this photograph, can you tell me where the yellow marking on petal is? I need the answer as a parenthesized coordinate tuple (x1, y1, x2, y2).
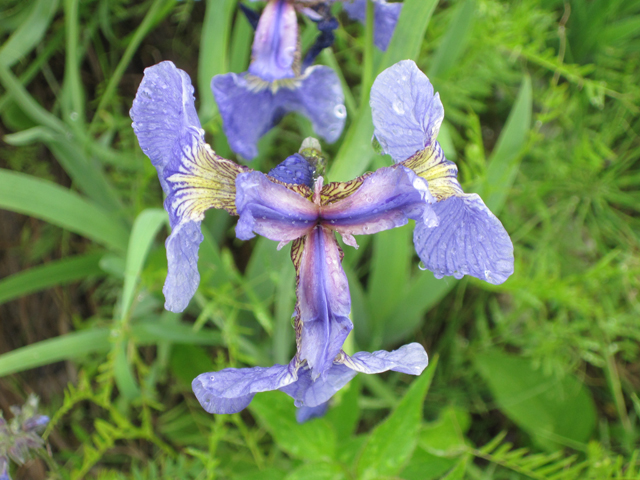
(320, 175, 368, 205)
(167, 132, 248, 219)
(403, 142, 463, 201)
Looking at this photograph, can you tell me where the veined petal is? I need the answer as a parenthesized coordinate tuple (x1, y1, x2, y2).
(249, 0, 298, 81)
(402, 141, 462, 201)
(163, 221, 203, 313)
(343, 0, 402, 51)
(280, 363, 357, 408)
(212, 66, 345, 160)
(321, 166, 438, 238)
(297, 226, 352, 379)
(192, 360, 298, 414)
(370, 59, 444, 163)
(341, 343, 429, 375)
(296, 402, 330, 423)
(268, 153, 316, 188)
(235, 171, 318, 242)
(131, 61, 246, 312)
(413, 194, 514, 284)
(130, 61, 202, 192)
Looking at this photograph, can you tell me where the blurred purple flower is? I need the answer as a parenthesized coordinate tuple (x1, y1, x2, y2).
(342, 0, 402, 51)
(212, 0, 346, 160)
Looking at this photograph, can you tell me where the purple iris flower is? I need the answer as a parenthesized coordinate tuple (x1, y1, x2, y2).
(130, 59, 512, 419)
(341, 0, 402, 51)
(212, 0, 346, 160)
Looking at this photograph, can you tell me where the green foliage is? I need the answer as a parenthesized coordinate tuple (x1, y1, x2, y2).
(1, 0, 639, 478)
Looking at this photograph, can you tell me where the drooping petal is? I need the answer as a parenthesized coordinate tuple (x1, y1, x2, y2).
(321, 166, 438, 238)
(296, 402, 330, 423)
(212, 66, 346, 160)
(163, 221, 203, 313)
(268, 153, 316, 188)
(341, 343, 429, 375)
(280, 363, 357, 408)
(280, 343, 428, 409)
(131, 61, 247, 312)
(297, 226, 353, 379)
(235, 171, 318, 243)
(249, 0, 298, 81)
(342, 0, 402, 51)
(413, 194, 514, 284)
(370, 59, 444, 163)
(192, 361, 298, 415)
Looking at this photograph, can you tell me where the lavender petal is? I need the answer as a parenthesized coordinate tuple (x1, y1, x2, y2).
(370, 59, 444, 163)
(280, 363, 357, 408)
(192, 361, 298, 414)
(297, 226, 353, 379)
(322, 166, 438, 237)
(268, 153, 316, 188)
(342, 343, 429, 375)
(296, 402, 330, 423)
(235, 171, 318, 242)
(343, 0, 402, 51)
(413, 194, 514, 284)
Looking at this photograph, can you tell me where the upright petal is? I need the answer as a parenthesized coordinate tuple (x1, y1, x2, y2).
(235, 171, 318, 242)
(249, 0, 298, 81)
(321, 165, 438, 239)
(343, 0, 402, 51)
(370, 59, 444, 163)
(131, 61, 247, 312)
(268, 153, 316, 188)
(297, 226, 353, 379)
(130, 61, 202, 192)
(413, 194, 514, 284)
(212, 66, 345, 160)
(192, 360, 298, 414)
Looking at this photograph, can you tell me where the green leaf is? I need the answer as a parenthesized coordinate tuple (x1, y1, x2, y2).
(328, 0, 440, 182)
(0, 0, 59, 68)
(119, 209, 167, 319)
(479, 75, 533, 214)
(284, 463, 345, 480)
(474, 349, 597, 450)
(0, 323, 223, 377)
(0, 169, 129, 253)
(0, 253, 104, 306)
(249, 391, 337, 461)
(198, 0, 236, 123)
(441, 456, 469, 480)
(356, 356, 438, 479)
(325, 375, 361, 441)
(428, 0, 475, 78)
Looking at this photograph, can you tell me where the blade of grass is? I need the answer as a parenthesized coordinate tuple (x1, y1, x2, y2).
(428, 0, 475, 78)
(0, 0, 59, 68)
(90, 0, 174, 130)
(119, 209, 168, 320)
(62, 0, 85, 125)
(0, 253, 104, 306)
(0, 169, 129, 253)
(0, 323, 224, 377)
(329, 0, 440, 182)
(198, 0, 237, 123)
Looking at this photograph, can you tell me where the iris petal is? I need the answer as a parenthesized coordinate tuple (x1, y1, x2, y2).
(370, 59, 444, 163)
(343, 0, 402, 51)
(297, 226, 352, 379)
(192, 360, 298, 414)
(249, 0, 298, 81)
(296, 402, 330, 423)
(413, 194, 514, 284)
(280, 363, 357, 408)
(268, 153, 316, 188)
(131, 61, 246, 312)
(322, 166, 438, 238)
(342, 343, 429, 375)
(212, 66, 345, 160)
(235, 171, 318, 243)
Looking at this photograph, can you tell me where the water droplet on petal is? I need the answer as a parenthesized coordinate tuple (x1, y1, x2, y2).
(392, 101, 405, 115)
(418, 261, 427, 271)
(334, 104, 346, 119)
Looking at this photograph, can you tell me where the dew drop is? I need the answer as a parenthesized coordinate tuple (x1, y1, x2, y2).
(334, 104, 347, 119)
(392, 101, 405, 115)
(418, 261, 427, 271)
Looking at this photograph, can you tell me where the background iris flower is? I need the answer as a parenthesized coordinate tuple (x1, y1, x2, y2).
(212, 0, 347, 160)
(130, 57, 513, 418)
(342, 0, 402, 51)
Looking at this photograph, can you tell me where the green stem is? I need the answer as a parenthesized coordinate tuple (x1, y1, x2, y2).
(359, 0, 375, 109)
